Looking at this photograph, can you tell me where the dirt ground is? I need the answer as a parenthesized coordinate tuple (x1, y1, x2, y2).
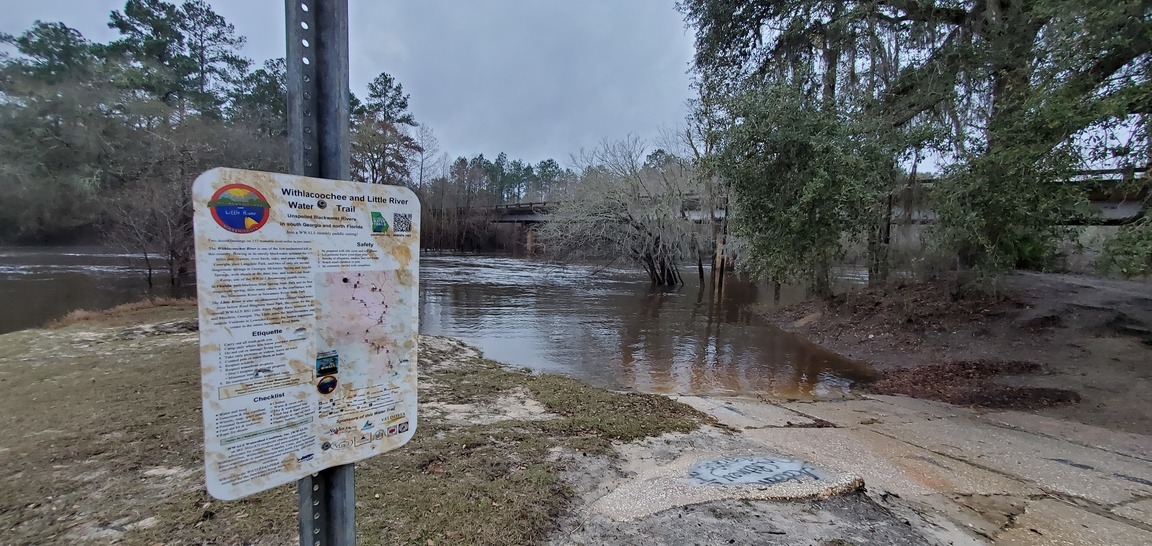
(764, 271, 1152, 435)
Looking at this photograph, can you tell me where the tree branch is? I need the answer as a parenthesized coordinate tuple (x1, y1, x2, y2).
(874, 28, 970, 127)
(871, 0, 975, 25)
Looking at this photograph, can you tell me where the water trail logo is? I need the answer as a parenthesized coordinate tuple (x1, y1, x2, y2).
(209, 184, 270, 233)
(371, 211, 388, 233)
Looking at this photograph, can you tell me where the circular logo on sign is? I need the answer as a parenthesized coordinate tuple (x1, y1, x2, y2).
(208, 184, 270, 233)
(317, 375, 338, 395)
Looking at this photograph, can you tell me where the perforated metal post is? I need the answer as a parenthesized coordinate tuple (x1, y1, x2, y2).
(286, 1, 354, 545)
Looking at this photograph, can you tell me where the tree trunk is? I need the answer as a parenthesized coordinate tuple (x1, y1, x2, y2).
(812, 260, 831, 299)
(143, 251, 154, 289)
(709, 217, 719, 277)
(867, 192, 893, 286)
(960, 0, 1041, 267)
(821, 16, 841, 113)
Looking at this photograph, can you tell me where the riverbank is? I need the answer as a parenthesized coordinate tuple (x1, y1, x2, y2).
(762, 271, 1152, 435)
(3, 301, 1150, 544)
(0, 304, 932, 545)
(0, 303, 698, 544)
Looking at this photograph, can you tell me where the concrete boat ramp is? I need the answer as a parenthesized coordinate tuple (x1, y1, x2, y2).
(579, 394, 1152, 545)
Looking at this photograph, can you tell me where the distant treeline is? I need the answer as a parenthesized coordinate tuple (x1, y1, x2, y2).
(0, 0, 575, 275)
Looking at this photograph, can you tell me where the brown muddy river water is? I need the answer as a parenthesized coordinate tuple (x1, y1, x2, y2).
(1, 248, 873, 397)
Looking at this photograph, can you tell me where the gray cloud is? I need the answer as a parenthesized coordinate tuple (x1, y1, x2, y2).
(3, 1, 695, 165)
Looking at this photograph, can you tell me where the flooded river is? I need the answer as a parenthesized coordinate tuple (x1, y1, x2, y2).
(0, 246, 195, 334)
(1, 247, 873, 397)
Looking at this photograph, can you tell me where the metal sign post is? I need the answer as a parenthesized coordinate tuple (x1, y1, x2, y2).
(192, 1, 418, 543)
(286, 1, 354, 545)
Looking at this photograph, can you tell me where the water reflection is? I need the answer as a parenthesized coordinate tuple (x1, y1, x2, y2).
(1, 248, 873, 398)
(419, 255, 874, 398)
(0, 246, 193, 334)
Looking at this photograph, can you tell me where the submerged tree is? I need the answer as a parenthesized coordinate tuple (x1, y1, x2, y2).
(538, 137, 702, 285)
(713, 84, 897, 295)
(104, 118, 282, 286)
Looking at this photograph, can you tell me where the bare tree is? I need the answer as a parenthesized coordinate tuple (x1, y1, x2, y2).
(410, 124, 440, 190)
(538, 136, 704, 285)
(104, 117, 283, 287)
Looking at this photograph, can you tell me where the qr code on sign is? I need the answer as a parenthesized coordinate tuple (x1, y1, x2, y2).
(392, 213, 412, 234)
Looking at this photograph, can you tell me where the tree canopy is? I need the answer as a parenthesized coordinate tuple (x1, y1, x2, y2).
(0, 2, 573, 267)
(680, 0, 1152, 276)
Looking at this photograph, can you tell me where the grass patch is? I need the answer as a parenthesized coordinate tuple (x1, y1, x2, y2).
(428, 358, 704, 447)
(47, 297, 197, 328)
(526, 373, 704, 447)
(0, 310, 709, 545)
(355, 355, 711, 544)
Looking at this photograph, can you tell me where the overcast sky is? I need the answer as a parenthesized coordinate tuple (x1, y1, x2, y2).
(2, 1, 696, 165)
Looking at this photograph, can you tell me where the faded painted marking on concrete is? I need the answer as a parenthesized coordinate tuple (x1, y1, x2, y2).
(689, 455, 827, 486)
(592, 451, 861, 522)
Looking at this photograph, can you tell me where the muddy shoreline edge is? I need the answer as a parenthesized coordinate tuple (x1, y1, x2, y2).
(757, 271, 1152, 435)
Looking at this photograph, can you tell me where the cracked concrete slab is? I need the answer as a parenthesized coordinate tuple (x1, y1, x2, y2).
(867, 490, 993, 546)
(853, 429, 1034, 497)
(876, 418, 1152, 505)
(982, 411, 1152, 462)
(671, 394, 1152, 544)
(672, 395, 815, 428)
(746, 427, 940, 495)
(1111, 498, 1152, 525)
(782, 395, 969, 428)
(996, 499, 1152, 545)
(741, 424, 1036, 541)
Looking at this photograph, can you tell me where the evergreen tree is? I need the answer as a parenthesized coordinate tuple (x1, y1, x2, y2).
(351, 72, 421, 185)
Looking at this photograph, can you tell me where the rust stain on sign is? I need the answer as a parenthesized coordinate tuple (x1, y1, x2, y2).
(193, 168, 420, 501)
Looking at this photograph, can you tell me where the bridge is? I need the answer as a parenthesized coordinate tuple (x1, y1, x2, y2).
(491, 196, 724, 224)
(491, 202, 555, 223)
(489, 169, 1149, 226)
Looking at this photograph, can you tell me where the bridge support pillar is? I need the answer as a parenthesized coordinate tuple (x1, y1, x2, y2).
(525, 228, 535, 255)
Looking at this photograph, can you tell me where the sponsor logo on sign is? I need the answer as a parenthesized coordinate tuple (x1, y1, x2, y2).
(371, 211, 388, 233)
(317, 375, 338, 395)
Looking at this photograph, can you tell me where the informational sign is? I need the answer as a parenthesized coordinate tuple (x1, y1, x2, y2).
(192, 168, 419, 500)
